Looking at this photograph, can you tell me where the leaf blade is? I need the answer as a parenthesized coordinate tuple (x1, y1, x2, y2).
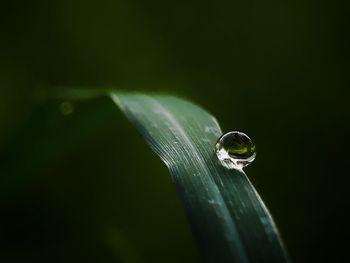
(111, 93, 288, 263)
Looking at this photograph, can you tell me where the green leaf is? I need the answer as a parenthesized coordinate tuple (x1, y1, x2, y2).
(111, 92, 288, 263)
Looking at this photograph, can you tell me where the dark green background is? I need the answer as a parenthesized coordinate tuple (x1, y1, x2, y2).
(0, 0, 349, 262)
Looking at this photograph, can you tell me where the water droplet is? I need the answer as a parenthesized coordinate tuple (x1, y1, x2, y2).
(215, 131, 256, 170)
(60, 101, 74, 116)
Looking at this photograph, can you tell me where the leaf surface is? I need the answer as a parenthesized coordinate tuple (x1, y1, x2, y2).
(111, 93, 288, 263)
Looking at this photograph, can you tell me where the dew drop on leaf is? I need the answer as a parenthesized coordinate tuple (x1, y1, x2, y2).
(215, 131, 256, 170)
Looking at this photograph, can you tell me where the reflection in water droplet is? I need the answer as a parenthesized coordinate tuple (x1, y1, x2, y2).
(60, 101, 74, 116)
(215, 131, 256, 170)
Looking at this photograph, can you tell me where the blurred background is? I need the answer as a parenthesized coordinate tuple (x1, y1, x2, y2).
(0, 0, 349, 262)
